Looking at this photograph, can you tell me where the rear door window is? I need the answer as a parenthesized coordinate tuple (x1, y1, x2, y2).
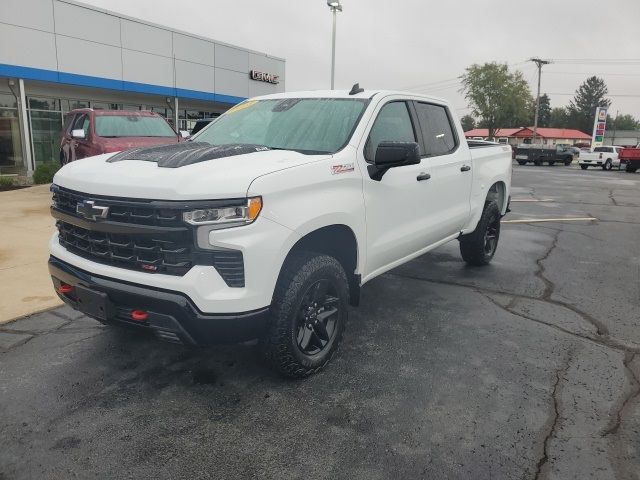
(414, 102, 458, 157)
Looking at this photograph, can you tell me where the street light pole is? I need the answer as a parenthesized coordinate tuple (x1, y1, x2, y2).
(327, 1, 342, 89)
(530, 57, 551, 144)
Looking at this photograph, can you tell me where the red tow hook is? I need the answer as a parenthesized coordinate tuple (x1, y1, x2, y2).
(57, 283, 74, 295)
(130, 310, 149, 322)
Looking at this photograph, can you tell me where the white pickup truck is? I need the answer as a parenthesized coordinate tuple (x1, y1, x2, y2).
(579, 146, 623, 170)
(49, 87, 512, 377)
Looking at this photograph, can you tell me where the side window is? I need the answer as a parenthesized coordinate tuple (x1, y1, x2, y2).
(82, 117, 90, 137)
(73, 114, 90, 137)
(414, 102, 458, 157)
(365, 101, 416, 162)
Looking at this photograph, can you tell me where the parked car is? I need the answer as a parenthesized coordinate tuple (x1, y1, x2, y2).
(59, 109, 185, 165)
(514, 144, 574, 166)
(619, 144, 640, 173)
(579, 146, 623, 170)
(49, 88, 512, 377)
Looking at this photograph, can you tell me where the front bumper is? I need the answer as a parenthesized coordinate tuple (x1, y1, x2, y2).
(49, 256, 269, 345)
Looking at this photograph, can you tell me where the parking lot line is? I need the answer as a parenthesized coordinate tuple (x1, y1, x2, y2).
(502, 217, 598, 224)
(510, 198, 555, 202)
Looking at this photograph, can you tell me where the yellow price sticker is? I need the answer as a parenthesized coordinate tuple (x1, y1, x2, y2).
(226, 100, 258, 115)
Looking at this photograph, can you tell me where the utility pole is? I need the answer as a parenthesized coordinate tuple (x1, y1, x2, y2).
(530, 58, 551, 144)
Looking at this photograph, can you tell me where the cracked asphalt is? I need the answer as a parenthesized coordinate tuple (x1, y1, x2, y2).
(1, 164, 639, 480)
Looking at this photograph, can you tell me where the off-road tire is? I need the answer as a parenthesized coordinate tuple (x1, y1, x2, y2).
(580, 165, 588, 170)
(459, 200, 501, 266)
(263, 252, 349, 378)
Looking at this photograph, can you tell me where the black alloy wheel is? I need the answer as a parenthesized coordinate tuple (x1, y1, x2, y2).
(483, 217, 500, 257)
(296, 279, 340, 355)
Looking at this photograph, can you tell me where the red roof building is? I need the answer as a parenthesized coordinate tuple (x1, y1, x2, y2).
(465, 127, 591, 145)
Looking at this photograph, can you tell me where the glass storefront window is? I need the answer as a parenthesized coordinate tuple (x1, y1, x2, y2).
(92, 102, 121, 110)
(29, 110, 62, 165)
(28, 97, 60, 111)
(0, 107, 23, 175)
(122, 104, 141, 111)
(0, 93, 17, 109)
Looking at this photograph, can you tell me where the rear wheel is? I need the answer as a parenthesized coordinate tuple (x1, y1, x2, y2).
(263, 252, 349, 378)
(580, 165, 588, 170)
(459, 201, 501, 266)
(603, 159, 612, 171)
(517, 160, 526, 166)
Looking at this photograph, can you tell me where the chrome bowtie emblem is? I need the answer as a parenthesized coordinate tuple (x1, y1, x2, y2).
(76, 200, 109, 221)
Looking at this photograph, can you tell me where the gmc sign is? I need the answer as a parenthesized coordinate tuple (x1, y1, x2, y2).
(250, 70, 280, 85)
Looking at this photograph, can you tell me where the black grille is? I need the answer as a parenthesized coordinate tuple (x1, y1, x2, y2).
(52, 186, 182, 227)
(52, 186, 245, 287)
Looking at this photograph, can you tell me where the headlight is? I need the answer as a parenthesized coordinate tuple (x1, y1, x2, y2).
(183, 196, 262, 227)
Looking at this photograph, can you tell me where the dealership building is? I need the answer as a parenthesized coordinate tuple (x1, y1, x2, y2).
(0, 0, 286, 177)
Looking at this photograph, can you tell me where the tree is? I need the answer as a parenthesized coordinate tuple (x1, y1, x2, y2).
(460, 114, 476, 132)
(567, 76, 611, 134)
(607, 113, 640, 131)
(549, 107, 571, 128)
(460, 62, 533, 138)
(537, 94, 552, 127)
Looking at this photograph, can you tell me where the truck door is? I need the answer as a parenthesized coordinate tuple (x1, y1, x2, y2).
(412, 101, 472, 237)
(358, 100, 434, 277)
(70, 113, 93, 160)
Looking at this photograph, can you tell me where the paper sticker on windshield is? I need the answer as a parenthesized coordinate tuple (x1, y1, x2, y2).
(331, 163, 354, 175)
(226, 100, 258, 115)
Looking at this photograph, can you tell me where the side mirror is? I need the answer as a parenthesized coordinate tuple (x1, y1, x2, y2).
(368, 141, 420, 181)
(71, 129, 85, 139)
(179, 130, 190, 139)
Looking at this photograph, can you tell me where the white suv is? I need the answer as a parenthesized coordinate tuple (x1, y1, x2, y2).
(49, 88, 512, 377)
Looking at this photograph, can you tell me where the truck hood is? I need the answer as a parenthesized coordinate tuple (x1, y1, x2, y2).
(53, 144, 330, 200)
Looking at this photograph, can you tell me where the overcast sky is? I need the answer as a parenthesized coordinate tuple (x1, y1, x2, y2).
(82, 0, 640, 122)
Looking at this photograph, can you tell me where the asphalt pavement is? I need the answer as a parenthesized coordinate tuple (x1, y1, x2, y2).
(1, 164, 639, 480)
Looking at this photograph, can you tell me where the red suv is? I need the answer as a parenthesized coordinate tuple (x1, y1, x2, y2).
(59, 109, 183, 165)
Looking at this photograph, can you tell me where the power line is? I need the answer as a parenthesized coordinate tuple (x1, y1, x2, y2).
(545, 71, 640, 77)
(546, 93, 640, 97)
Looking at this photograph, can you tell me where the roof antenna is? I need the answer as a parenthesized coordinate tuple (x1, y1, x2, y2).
(349, 83, 364, 95)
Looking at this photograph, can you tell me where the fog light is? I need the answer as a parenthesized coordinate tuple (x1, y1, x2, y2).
(130, 310, 149, 322)
(57, 283, 74, 294)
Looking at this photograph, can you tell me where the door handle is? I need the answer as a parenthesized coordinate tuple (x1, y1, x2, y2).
(416, 172, 431, 181)
(460, 165, 471, 172)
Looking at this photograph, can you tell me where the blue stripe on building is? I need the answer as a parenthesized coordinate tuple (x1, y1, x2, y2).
(0, 63, 246, 105)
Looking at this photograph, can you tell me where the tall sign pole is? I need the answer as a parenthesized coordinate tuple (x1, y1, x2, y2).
(529, 58, 551, 144)
(591, 107, 608, 148)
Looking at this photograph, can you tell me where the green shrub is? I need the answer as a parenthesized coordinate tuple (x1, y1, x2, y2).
(0, 176, 15, 187)
(33, 162, 61, 185)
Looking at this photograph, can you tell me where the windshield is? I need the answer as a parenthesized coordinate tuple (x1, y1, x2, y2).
(193, 98, 368, 154)
(95, 115, 176, 138)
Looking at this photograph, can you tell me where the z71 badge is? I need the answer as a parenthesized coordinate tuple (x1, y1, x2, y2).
(330, 163, 355, 175)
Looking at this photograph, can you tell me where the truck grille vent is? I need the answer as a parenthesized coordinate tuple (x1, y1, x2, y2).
(52, 186, 245, 287)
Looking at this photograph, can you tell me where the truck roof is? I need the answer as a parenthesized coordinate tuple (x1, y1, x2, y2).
(251, 89, 451, 105)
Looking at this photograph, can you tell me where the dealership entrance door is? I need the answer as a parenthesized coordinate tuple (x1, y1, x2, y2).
(0, 93, 24, 175)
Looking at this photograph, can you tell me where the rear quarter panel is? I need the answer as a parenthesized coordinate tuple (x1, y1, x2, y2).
(463, 144, 512, 233)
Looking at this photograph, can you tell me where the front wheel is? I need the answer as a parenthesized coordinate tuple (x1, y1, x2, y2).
(263, 252, 349, 378)
(459, 201, 501, 266)
(517, 160, 526, 166)
(626, 165, 638, 173)
(580, 165, 588, 170)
